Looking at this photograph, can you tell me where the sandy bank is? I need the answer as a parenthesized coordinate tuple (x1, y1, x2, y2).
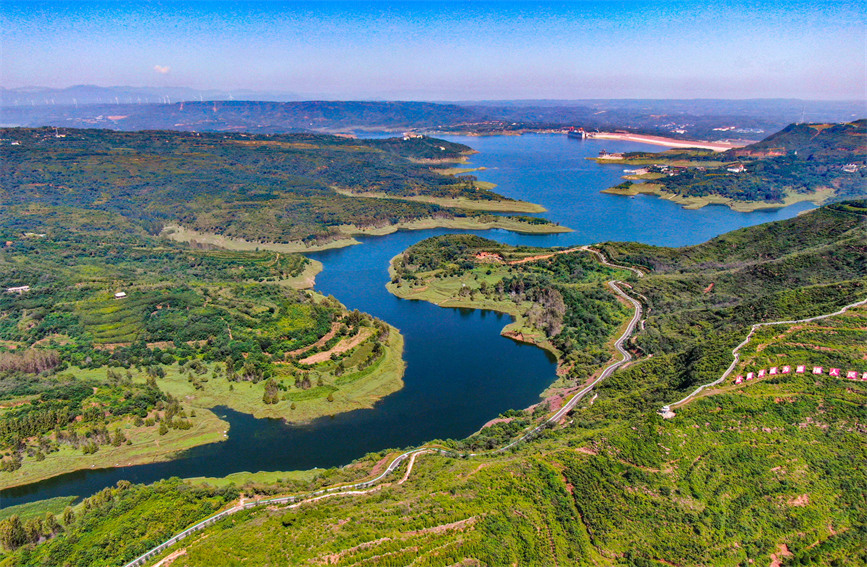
(162, 225, 361, 253)
(163, 215, 567, 256)
(333, 189, 546, 213)
(588, 132, 747, 152)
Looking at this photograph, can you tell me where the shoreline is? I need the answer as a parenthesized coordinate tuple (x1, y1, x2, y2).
(280, 259, 323, 289)
(332, 189, 547, 213)
(385, 248, 636, 406)
(0, 328, 407, 492)
(0, 408, 231, 491)
(163, 215, 570, 254)
(162, 225, 363, 253)
(601, 183, 833, 212)
(338, 216, 570, 236)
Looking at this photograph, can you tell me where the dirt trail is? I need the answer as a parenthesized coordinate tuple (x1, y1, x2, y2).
(288, 322, 341, 357)
(507, 247, 582, 265)
(399, 450, 431, 485)
(300, 328, 371, 364)
(404, 516, 478, 536)
(152, 548, 186, 567)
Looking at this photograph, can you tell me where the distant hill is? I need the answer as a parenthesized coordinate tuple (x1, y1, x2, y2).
(0, 100, 480, 134)
(730, 119, 867, 159)
(606, 120, 867, 207)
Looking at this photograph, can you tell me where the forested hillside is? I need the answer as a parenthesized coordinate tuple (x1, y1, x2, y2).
(0, 128, 553, 245)
(0, 207, 405, 487)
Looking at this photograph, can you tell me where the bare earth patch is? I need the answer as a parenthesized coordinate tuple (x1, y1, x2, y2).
(300, 328, 372, 364)
(507, 247, 582, 266)
(769, 543, 793, 567)
(482, 417, 514, 429)
(319, 537, 392, 565)
(788, 494, 810, 507)
(366, 454, 392, 478)
(288, 322, 341, 357)
(153, 548, 187, 567)
(466, 463, 490, 477)
(404, 516, 479, 536)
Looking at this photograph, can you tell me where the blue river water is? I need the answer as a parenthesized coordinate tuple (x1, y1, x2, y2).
(0, 134, 813, 507)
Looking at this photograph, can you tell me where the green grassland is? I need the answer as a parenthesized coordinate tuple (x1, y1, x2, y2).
(0, 397, 229, 490)
(0, 497, 76, 524)
(183, 468, 323, 489)
(598, 120, 866, 209)
(145, 327, 405, 423)
(2, 205, 865, 565)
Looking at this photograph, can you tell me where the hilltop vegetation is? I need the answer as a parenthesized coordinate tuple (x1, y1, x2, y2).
(602, 121, 867, 209)
(0, 208, 405, 487)
(0, 128, 559, 246)
(4, 203, 864, 566)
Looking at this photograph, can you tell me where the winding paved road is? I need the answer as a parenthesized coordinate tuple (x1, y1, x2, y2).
(489, 279, 643, 454)
(123, 248, 646, 567)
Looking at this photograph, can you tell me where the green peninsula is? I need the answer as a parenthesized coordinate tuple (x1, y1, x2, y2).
(0, 208, 405, 488)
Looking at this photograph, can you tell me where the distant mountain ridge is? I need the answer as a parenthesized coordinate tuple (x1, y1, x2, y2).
(0, 100, 479, 133)
(2, 94, 864, 141)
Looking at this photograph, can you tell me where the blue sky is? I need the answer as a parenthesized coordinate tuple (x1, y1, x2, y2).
(2, 1, 865, 100)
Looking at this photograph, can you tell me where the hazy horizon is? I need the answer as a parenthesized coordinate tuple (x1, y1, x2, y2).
(2, 1, 865, 101)
(2, 85, 866, 105)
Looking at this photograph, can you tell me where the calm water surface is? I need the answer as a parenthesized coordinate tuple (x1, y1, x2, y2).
(0, 134, 812, 507)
